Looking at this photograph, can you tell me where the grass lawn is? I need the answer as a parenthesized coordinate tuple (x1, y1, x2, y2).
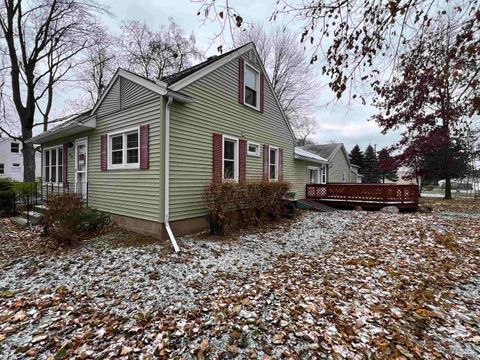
(0, 199, 479, 359)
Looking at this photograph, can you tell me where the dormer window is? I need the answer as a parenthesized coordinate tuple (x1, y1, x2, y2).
(244, 64, 260, 109)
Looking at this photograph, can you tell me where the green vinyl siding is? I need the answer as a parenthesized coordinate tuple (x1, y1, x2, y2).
(42, 78, 164, 223)
(328, 149, 351, 183)
(169, 50, 296, 221)
(88, 97, 163, 222)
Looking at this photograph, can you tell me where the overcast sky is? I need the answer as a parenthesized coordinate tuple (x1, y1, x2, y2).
(98, 0, 400, 153)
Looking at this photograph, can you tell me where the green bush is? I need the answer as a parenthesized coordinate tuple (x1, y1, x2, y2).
(203, 180, 291, 236)
(0, 179, 15, 216)
(43, 193, 110, 246)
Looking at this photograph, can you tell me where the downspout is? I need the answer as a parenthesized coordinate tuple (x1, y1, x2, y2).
(164, 96, 180, 252)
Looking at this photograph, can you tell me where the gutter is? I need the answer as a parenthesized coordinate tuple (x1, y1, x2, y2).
(164, 96, 180, 253)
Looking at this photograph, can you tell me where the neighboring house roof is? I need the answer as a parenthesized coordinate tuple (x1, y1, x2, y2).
(301, 143, 350, 167)
(294, 147, 329, 164)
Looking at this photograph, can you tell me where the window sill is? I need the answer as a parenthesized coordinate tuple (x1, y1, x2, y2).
(107, 164, 140, 170)
(243, 102, 261, 112)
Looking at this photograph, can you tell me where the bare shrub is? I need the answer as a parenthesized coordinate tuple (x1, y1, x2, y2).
(43, 193, 110, 246)
(203, 180, 291, 236)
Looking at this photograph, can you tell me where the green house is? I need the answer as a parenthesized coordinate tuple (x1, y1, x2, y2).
(28, 43, 329, 247)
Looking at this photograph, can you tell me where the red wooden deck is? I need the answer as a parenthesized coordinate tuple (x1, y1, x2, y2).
(306, 183, 419, 210)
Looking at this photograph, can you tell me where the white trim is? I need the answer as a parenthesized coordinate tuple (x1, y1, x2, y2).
(165, 96, 180, 252)
(268, 145, 279, 182)
(222, 134, 239, 182)
(247, 141, 260, 157)
(243, 62, 260, 111)
(106, 126, 140, 170)
(74, 138, 88, 192)
(169, 44, 255, 91)
(42, 145, 64, 185)
(321, 165, 327, 184)
(307, 166, 320, 184)
(91, 69, 168, 115)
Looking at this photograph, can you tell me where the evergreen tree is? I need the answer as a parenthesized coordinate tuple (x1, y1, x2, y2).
(378, 148, 398, 183)
(349, 145, 364, 173)
(363, 145, 381, 183)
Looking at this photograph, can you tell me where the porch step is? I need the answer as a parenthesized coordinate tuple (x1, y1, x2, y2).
(11, 217, 28, 227)
(33, 204, 48, 213)
(297, 199, 337, 212)
(20, 211, 43, 225)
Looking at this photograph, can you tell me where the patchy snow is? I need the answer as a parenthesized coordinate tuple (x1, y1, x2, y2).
(0, 202, 479, 359)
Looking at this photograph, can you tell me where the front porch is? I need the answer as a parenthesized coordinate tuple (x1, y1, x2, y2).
(306, 183, 419, 210)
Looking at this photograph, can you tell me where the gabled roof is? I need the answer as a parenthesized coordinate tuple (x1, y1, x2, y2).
(302, 143, 351, 167)
(294, 147, 329, 164)
(161, 43, 252, 86)
(26, 111, 95, 144)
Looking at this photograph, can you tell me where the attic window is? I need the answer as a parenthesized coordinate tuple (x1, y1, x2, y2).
(244, 64, 259, 109)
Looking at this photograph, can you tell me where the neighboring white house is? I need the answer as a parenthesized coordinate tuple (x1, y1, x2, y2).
(0, 137, 41, 181)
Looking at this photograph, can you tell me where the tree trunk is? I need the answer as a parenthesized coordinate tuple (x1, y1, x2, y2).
(444, 177, 452, 200)
(21, 119, 36, 182)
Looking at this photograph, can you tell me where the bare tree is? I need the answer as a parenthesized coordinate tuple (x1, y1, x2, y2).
(0, 0, 106, 181)
(291, 115, 317, 146)
(78, 30, 117, 104)
(117, 18, 203, 80)
(194, 0, 480, 107)
(234, 24, 320, 140)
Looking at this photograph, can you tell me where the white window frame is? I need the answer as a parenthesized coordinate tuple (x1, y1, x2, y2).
(321, 165, 327, 184)
(307, 166, 320, 184)
(222, 134, 239, 182)
(12, 163, 21, 168)
(43, 145, 63, 184)
(107, 126, 140, 170)
(10, 142, 20, 153)
(75, 137, 88, 187)
(0, 163, 4, 175)
(244, 62, 260, 111)
(247, 141, 260, 157)
(268, 145, 279, 182)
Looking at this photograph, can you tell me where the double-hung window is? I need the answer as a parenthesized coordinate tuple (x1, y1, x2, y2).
(0, 163, 4, 174)
(321, 166, 327, 184)
(223, 135, 238, 181)
(11, 143, 19, 153)
(308, 166, 320, 184)
(108, 128, 139, 169)
(244, 64, 260, 109)
(269, 147, 278, 181)
(43, 147, 63, 183)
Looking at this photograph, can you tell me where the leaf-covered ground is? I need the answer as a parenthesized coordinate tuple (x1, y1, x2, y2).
(0, 199, 479, 359)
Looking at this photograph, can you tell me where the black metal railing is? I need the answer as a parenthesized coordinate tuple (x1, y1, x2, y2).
(10, 182, 89, 225)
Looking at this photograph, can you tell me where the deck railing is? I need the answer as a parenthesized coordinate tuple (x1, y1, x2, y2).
(306, 183, 419, 205)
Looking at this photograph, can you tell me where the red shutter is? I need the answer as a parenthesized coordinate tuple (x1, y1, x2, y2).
(278, 148, 284, 182)
(140, 124, 149, 170)
(239, 139, 247, 183)
(238, 58, 244, 105)
(263, 144, 269, 181)
(100, 134, 107, 171)
(213, 133, 223, 183)
(260, 74, 265, 113)
(62, 143, 68, 187)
